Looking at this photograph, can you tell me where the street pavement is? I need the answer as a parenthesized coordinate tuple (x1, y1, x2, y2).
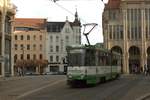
(0, 74, 150, 100)
(0, 75, 66, 100)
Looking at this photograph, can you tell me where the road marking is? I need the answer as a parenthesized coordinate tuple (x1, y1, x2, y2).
(16, 79, 65, 99)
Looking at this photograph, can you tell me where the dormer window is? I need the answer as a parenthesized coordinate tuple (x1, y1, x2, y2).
(65, 28, 70, 33)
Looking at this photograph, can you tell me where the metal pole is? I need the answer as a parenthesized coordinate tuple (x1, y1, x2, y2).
(82, 23, 97, 46)
(22, 46, 25, 76)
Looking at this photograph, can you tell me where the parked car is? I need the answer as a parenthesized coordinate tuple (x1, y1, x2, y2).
(43, 72, 58, 75)
(25, 71, 38, 75)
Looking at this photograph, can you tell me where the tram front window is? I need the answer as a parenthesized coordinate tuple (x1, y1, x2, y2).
(68, 50, 84, 66)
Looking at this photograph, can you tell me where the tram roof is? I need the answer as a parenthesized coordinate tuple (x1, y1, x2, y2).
(67, 45, 121, 56)
(67, 45, 109, 52)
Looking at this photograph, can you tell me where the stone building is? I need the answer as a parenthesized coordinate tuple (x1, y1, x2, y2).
(13, 18, 47, 75)
(0, 0, 16, 77)
(46, 11, 81, 73)
(103, 0, 150, 74)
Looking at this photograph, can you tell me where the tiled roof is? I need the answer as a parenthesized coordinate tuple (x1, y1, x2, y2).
(105, 0, 121, 9)
(47, 21, 81, 32)
(14, 18, 47, 30)
(47, 22, 65, 32)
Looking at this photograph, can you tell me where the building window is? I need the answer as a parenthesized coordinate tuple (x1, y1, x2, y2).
(39, 54, 43, 59)
(33, 54, 36, 60)
(20, 44, 24, 50)
(40, 44, 42, 51)
(21, 54, 23, 60)
(66, 36, 69, 43)
(33, 35, 36, 40)
(40, 35, 42, 40)
(50, 56, 53, 62)
(27, 35, 30, 40)
(27, 54, 30, 60)
(50, 45, 53, 52)
(14, 44, 18, 50)
(20, 35, 23, 40)
(33, 44, 36, 50)
(56, 36, 59, 42)
(120, 26, 123, 39)
(56, 46, 59, 52)
(27, 44, 30, 50)
(5, 16, 11, 34)
(15, 35, 17, 40)
(56, 56, 59, 62)
(76, 36, 78, 43)
(109, 10, 117, 20)
(50, 36, 53, 42)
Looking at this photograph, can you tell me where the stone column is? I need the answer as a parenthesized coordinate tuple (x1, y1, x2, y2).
(1, 11, 6, 77)
(11, 16, 15, 76)
(141, 7, 146, 70)
(123, 8, 129, 74)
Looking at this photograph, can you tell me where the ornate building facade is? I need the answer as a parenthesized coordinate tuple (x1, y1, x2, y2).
(103, 0, 150, 74)
(46, 11, 81, 73)
(0, 0, 16, 77)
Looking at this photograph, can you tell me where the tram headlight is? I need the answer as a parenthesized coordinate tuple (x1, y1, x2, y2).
(80, 74, 85, 79)
(68, 74, 72, 78)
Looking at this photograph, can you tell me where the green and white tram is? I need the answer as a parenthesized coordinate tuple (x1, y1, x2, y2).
(66, 45, 121, 87)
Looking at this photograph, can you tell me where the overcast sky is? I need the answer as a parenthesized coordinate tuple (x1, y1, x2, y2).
(11, 0, 108, 45)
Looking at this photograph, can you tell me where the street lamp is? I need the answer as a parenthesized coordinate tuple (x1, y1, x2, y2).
(21, 45, 25, 76)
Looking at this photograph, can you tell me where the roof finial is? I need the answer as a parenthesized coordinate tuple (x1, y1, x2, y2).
(75, 6, 78, 20)
(66, 16, 68, 21)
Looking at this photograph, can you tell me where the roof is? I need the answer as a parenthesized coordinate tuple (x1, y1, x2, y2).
(47, 22, 65, 32)
(67, 45, 121, 56)
(47, 21, 81, 32)
(105, 0, 121, 9)
(66, 45, 110, 52)
(14, 18, 47, 30)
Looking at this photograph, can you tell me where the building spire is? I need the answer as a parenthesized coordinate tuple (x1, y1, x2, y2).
(73, 7, 81, 26)
(75, 7, 78, 20)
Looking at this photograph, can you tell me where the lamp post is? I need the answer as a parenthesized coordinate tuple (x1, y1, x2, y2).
(21, 45, 25, 76)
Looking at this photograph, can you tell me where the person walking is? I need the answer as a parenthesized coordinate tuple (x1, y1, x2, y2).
(144, 64, 148, 76)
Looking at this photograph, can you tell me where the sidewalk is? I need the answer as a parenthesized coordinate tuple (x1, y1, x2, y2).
(0, 76, 27, 82)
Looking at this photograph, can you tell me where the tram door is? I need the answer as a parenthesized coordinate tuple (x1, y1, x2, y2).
(129, 59, 140, 74)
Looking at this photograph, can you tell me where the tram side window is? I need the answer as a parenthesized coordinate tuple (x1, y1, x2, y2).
(85, 49, 96, 66)
(98, 52, 111, 66)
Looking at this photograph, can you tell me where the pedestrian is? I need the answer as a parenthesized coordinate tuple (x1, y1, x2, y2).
(144, 64, 148, 76)
(18, 67, 22, 76)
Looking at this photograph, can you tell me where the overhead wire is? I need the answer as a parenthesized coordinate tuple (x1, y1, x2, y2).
(49, 0, 87, 24)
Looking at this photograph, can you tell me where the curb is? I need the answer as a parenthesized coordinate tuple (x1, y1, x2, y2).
(136, 93, 150, 100)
